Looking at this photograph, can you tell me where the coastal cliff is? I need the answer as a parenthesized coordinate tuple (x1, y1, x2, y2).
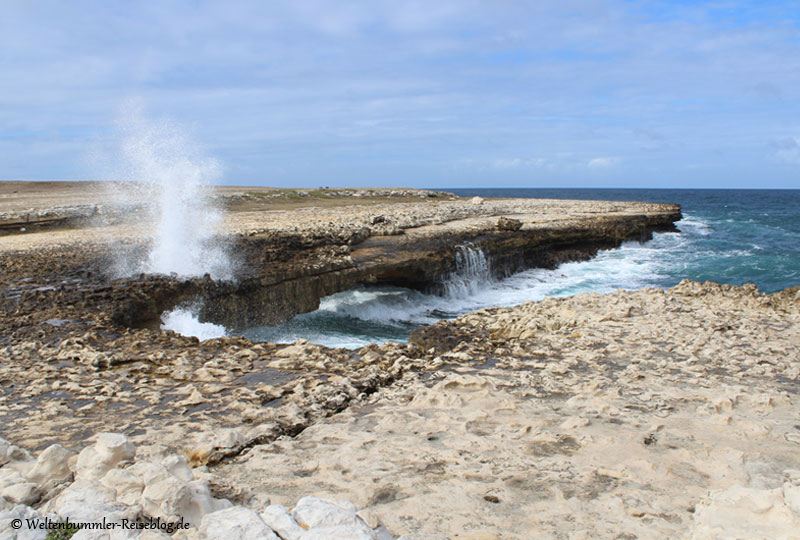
(0, 185, 680, 333)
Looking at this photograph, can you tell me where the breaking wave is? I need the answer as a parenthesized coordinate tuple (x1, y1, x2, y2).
(161, 308, 227, 341)
(241, 228, 687, 348)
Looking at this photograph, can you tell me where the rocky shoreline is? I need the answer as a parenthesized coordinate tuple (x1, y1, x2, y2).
(2, 183, 798, 538)
(2, 282, 799, 538)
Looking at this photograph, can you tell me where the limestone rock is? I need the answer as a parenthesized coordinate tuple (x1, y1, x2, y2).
(0, 468, 26, 490)
(0, 439, 34, 475)
(47, 483, 138, 528)
(140, 470, 231, 526)
(27, 443, 73, 485)
(397, 533, 448, 540)
(0, 504, 50, 540)
(197, 506, 279, 540)
(259, 504, 306, 540)
(75, 433, 135, 480)
(0, 482, 40, 506)
(162, 455, 194, 483)
(100, 467, 145, 506)
(139, 533, 173, 540)
(301, 525, 377, 540)
(690, 484, 800, 539)
(291, 496, 375, 537)
(211, 428, 246, 452)
(0, 439, 31, 468)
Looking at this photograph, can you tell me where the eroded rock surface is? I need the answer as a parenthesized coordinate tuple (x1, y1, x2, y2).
(213, 282, 800, 538)
(3, 185, 797, 537)
(1, 282, 799, 538)
(0, 434, 388, 540)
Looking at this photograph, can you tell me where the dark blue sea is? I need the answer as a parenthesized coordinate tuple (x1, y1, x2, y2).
(240, 189, 800, 348)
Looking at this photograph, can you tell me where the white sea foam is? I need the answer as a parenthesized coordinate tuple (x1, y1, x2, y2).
(318, 288, 440, 324)
(245, 229, 691, 349)
(161, 308, 227, 341)
(102, 102, 233, 280)
(677, 215, 712, 236)
(442, 244, 494, 297)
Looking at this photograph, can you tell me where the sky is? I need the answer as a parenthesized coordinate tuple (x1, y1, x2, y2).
(2, 0, 800, 188)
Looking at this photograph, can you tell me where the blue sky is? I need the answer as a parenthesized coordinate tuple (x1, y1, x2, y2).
(2, 0, 800, 188)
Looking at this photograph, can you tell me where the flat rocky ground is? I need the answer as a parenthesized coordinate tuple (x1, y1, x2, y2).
(215, 281, 800, 539)
(0, 180, 672, 254)
(1, 182, 798, 539)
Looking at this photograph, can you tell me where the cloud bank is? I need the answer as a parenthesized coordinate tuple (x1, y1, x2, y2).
(1, 0, 799, 188)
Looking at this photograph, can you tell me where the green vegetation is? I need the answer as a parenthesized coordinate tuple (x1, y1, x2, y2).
(45, 523, 79, 540)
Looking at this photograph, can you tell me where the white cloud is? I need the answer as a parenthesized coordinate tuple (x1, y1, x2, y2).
(587, 157, 620, 168)
(1, 0, 800, 187)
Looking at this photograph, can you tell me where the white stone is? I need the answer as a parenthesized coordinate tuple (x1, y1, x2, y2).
(197, 506, 279, 540)
(690, 484, 800, 539)
(27, 444, 73, 485)
(0, 439, 33, 467)
(0, 505, 49, 540)
(259, 504, 306, 540)
(0, 438, 11, 467)
(101, 467, 145, 506)
(71, 530, 136, 540)
(782, 483, 800, 515)
(291, 496, 375, 537)
(301, 526, 377, 540)
(212, 428, 246, 450)
(75, 433, 135, 480)
(0, 468, 26, 489)
(140, 472, 231, 527)
(0, 482, 40, 505)
(0, 442, 34, 476)
(47, 483, 137, 527)
(396, 535, 449, 540)
(163, 454, 194, 483)
(127, 461, 167, 485)
(139, 533, 173, 540)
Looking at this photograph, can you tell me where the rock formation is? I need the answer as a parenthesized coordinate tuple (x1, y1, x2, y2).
(4, 185, 796, 537)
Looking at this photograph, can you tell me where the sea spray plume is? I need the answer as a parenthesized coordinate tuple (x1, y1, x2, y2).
(107, 106, 234, 280)
(161, 306, 227, 341)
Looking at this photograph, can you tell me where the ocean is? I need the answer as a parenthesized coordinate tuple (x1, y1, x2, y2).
(235, 189, 800, 348)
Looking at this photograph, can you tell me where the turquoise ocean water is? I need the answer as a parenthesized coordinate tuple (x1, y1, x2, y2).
(241, 189, 800, 348)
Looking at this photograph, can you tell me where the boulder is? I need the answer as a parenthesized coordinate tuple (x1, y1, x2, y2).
(301, 526, 377, 540)
(0, 482, 40, 506)
(47, 483, 138, 530)
(291, 496, 375, 538)
(75, 433, 135, 481)
(162, 455, 194, 483)
(0, 439, 34, 474)
(27, 444, 73, 485)
(0, 504, 50, 540)
(197, 506, 279, 540)
(140, 472, 231, 527)
(259, 504, 306, 540)
(0, 468, 26, 489)
(100, 467, 145, 506)
(139, 533, 173, 540)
